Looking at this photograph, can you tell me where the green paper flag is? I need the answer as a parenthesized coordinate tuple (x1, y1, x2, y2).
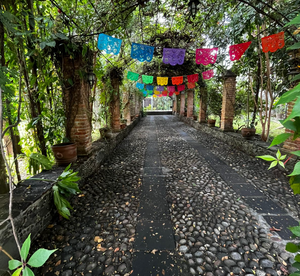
(127, 71, 139, 81)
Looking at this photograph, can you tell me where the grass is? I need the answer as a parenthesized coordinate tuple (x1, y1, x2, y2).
(213, 116, 285, 141)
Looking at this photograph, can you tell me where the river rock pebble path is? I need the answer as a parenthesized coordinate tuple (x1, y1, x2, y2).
(32, 115, 298, 276)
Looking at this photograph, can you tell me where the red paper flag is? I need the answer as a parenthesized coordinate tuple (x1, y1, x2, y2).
(229, 41, 252, 61)
(188, 82, 196, 89)
(261, 31, 285, 53)
(202, 70, 214, 80)
(172, 76, 183, 85)
(196, 48, 218, 65)
(177, 84, 185, 92)
(187, 74, 199, 83)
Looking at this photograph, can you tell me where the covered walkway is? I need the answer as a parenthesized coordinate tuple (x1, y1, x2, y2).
(34, 116, 298, 276)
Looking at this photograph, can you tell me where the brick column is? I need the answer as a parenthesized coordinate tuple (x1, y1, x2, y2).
(187, 90, 194, 118)
(62, 55, 92, 155)
(283, 50, 300, 151)
(198, 85, 207, 123)
(220, 70, 237, 131)
(123, 90, 131, 125)
(180, 92, 185, 115)
(172, 97, 177, 114)
(110, 77, 121, 131)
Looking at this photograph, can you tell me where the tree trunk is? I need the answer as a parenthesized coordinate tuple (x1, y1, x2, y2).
(6, 99, 21, 182)
(26, 0, 47, 156)
(0, 19, 8, 193)
(251, 59, 260, 128)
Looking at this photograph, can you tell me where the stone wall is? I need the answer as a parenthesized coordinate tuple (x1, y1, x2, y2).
(0, 117, 140, 276)
(179, 115, 298, 172)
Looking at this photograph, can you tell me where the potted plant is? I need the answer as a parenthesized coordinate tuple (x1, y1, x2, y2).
(51, 140, 77, 166)
(207, 118, 216, 127)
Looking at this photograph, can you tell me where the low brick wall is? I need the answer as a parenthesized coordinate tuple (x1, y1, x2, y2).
(0, 117, 140, 276)
(178, 115, 298, 172)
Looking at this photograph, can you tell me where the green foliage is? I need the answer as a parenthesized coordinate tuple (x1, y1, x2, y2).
(8, 234, 56, 276)
(257, 150, 286, 170)
(53, 164, 81, 219)
(28, 153, 53, 175)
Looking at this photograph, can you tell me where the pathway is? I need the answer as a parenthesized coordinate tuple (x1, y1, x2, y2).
(33, 115, 298, 276)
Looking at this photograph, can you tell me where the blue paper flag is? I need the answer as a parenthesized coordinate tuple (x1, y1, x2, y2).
(98, 34, 122, 55)
(131, 43, 155, 62)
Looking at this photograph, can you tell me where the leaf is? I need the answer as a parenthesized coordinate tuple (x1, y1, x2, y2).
(276, 83, 300, 106)
(40, 41, 47, 50)
(290, 272, 300, 276)
(268, 133, 292, 148)
(293, 262, 300, 270)
(45, 41, 56, 48)
(280, 119, 297, 132)
(268, 161, 277, 170)
(55, 33, 68, 40)
(27, 248, 57, 267)
(295, 254, 300, 263)
(278, 161, 285, 168)
(284, 98, 300, 122)
(11, 267, 22, 276)
(289, 162, 300, 176)
(287, 42, 300, 51)
(23, 267, 35, 276)
(291, 182, 300, 194)
(289, 225, 300, 237)
(20, 234, 31, 261)
(256, 155, 276, 161)
(291, 74, 300, 83)
(285, 14, 300, 26)
(8, 260, 22, 270)
(286, 242, 299, 253)
(292, 151, 300, 157)
(276, 149, 281, 159)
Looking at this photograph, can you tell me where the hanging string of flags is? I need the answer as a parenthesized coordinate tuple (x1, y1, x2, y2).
(98, 31, 285, 62)
(98, 31, 285, 97)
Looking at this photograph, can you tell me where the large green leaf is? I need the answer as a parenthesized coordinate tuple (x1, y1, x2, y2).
(268, 133, 292, 148)
(289, 162, 300, 176)
(292, 151, 300, 157)
(280, 119, 297, 132)
(288, 42, 300, 51)
(20, 234, 31, 261)
(285, 14, 300, 26)
(276, 83, 300, 106)
(284, 98, 300, 122)
(286, 242, 299, 253)
(27, 248, 56, 268)
(8, 260, 22, 270)
(23, 267, 35, 276)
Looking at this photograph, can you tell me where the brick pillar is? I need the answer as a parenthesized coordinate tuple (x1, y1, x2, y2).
(180, 93, 185, 115)
(62, 55, 92, 155)
(220, 70, 237, 131)
(283, 50, 300, 151)
(173, 97, 177, 114)
(110, 78, 121, 131)
(187, 90, 194, 118)
(198, 85, 207, 123)
(176, 95, 180, 113)
(123, 90, 131, 125)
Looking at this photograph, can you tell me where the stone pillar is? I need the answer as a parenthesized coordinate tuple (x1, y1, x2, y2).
(187, 90, 194, 118)
(135, 93, 140, 116)
(130, 93, 135, 118)
(198, 85, 207, 123)
(62, 55, 92, 155)
(123, 90, 131, 125)
(180, 92, 185, 115)
(283, 50, 300, 151)
(220, 70, 237, 131)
